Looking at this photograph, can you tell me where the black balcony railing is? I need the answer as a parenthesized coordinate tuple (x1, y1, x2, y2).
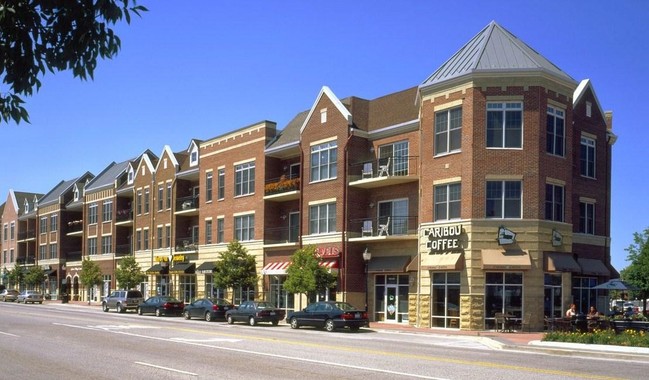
(264, 226, 300, 245)
(17, 230, 36, 240)
(175, 235, 198, 251)
(349, 215, 418, 238)
(264, 174, 300, 196)
(116, 209, 133, 222)
(66, 220, 83, 233)
(176, 196, 199, 211)
(115, 244, 131, 256)
(350, 156, 419, 179)
(66, 251, 82, 262)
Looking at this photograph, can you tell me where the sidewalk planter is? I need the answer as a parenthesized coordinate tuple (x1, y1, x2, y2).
(612, 320, 649, 333)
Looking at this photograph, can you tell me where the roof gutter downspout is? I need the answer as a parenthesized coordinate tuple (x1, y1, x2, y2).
(342, 127, 354, 303)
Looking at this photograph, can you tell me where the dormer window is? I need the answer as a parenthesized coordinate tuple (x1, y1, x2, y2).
(73, 185, 80, 201)
(190, 143, 199, 167)
(320, 108, 327, 123)
(586, 101, 592, 117)
(127, 166, 134, 185)
(24, 199, 30, 213)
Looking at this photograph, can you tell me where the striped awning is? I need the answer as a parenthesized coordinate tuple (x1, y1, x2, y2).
(262, 260, 339, 275)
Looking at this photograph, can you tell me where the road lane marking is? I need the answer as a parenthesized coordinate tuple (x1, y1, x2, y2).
(134, 361, 197, 376)
(0, 331, 19, 337)
(170, 337, 241, 343)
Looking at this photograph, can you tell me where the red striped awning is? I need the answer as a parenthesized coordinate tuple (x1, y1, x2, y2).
(262, 260, 339, 275)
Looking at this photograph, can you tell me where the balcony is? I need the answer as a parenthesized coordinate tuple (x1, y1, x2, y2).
(66, 251, 83, 262)
(115, 244, 131, 257)
(175, 236, 198, 252)
(263, 226, 300, 249)
(348, 215, 419, 241)
(115, 209, 133, 225)
(349, 156, 419, 189)
(263, 175, 300, 202)
(17, 229, 36, 241)
(175, 196, 199, 215)
(66, 220, 84, 236)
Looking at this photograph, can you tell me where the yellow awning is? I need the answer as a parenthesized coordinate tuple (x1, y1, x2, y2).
(545, 252, 581, 272)
(418, 253, 464, 271)
(482, 249, 531, 270)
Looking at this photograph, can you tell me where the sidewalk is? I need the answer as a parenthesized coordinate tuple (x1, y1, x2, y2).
(48, 300, 649, 360)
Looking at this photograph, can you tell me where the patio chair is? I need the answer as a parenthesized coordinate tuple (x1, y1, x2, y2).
(495, 312, 515, 332)
(362, 162, 373, 179)
(361, 220, 373, 237)
(377, 157, 391, 177)
(377, 217, 390, 236)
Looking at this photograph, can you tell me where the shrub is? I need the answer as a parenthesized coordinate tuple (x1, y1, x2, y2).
(543, 329, 649, 347)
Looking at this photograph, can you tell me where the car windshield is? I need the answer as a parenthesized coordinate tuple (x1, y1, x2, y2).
(334, 302, 358, 311)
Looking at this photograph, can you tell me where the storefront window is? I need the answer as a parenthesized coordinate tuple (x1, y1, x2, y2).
(234, 286, 255, 305)
(156, 275, 169, 296)
(485, 272, 523, 330)
(374, 274, 409, 323)
(204, 274, 225, 299)
(179, 275, 196, 303)
(544, 273, 562, 318)
(269, 275, 294, 310)
(573, 276, 597, 314)
(431, 272, 460, 328)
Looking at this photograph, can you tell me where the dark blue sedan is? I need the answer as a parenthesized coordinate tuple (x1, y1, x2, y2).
(183, 298, 235, 322)
(136, 296, 184, 317)
(287, 301, 369, 332)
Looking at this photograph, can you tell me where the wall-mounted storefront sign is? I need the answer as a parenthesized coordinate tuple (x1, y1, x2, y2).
(497, 226, 516, 245)
(424, 225, 463, 254)
(552, 229, 563, 247)
(316, 246, 341, 258)
(155, 254, 187, 263)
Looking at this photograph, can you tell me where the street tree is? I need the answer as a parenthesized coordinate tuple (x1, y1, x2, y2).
(24, 265, 46, 290)
(0, 0, 147, 124)
(115, 255, 146, 290)
(7, 265, 24, 288)
(284, 245, 337, 310)
(621, 227, 649, 314)
(79, 259, 104, 304)
(213, 241, 258, 304)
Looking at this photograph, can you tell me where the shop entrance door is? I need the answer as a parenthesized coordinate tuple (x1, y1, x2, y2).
(385, 286, 398, 322)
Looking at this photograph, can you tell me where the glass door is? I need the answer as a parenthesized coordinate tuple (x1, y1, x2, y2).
(385, 285, 398, 322)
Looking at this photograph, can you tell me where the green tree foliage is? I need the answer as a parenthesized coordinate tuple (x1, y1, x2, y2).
(621, 227, 649, 313)
(213, 241, 258, 303)
(284, 246, 337, 309)
(0, 0, 147, 124)
(24, 265, 46, 288)
(79, 259, 104, 303)
(7, 265, 24, 288)
(115, 255, 145, 290)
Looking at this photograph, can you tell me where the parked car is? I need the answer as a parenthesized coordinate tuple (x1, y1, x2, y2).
(287, 301, 369, 332)
(0, 289, 20, 302)
(137, 296, 184, 317)
(183, 298, 234, 321)
(225, 301, 285, 326)
(16, 290, 44, 304)
(102, 289, 144, 313)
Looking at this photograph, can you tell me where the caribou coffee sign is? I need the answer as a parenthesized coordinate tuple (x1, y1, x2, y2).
(424, 225, 463, 253)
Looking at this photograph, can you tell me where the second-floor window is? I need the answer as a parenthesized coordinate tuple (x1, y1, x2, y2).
(157, 227, 163, 248)
(309, 203, 336, 234)
(50, 214, 58, 232)
(144, 189, 150, 213)
(39, 245, 46, 260)
(88, 237, 97, 255)
(10, 222, 14, 240)
(136, 230, 142, 251)
(546, 106, 565, 156)
(103, 201, 112, 223)
(88, 204, 98, 224)
(165, 225, 171, 248)
(234, 214, 254, 241)
(235, 162, 255, 196)
(102, 236, 112, 254)
(217, 218, 224, 243)
(580, 136, 596, 178)
(50, 243, 57, 259)
(166, 183, 172, 209)
(136, 190, 142, 215)
(579, 202, 595, 234)
(486, 181, 521, 218)
(205, 220, 213, 244)
(378, 199, 409, 235)
(310, 142, 337, 182)
(434, 183, 461, 221)
(3, 224, 6, 241)
(545, 184, 564, 222)
(206, 172, 213, 202)
(487, 102, 522, 148)
(40, 217, 47, 234)
(143, 229, 149, 250)
(435, 107, 462, 155)
(158, 186, 164, 211)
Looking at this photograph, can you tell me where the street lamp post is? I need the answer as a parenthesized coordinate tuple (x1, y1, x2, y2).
(362, 248, 372, 312)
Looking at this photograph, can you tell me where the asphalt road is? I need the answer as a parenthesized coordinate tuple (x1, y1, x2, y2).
(1, 302, 647, 379)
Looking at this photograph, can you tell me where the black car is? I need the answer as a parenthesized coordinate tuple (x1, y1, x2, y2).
(225, 301, 285, 326)
(183, 298, 235, 322)
(137, 296, 184, 317)
(287, 301, 369, 332)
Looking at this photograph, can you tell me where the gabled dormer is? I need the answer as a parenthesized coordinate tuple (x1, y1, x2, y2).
(23, 198, 30, 214)
(299, 86, 353, 135)
(32, 195, 38, 212)
(156, 145, 180, 172)
(188, 140, 199, 167)
(134, 152, 156, 181)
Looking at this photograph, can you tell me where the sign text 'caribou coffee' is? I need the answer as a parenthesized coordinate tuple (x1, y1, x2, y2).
(425, 225, 463, 253)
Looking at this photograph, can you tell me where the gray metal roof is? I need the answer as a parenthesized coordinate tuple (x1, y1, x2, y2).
(38, 178, 78, 206)
(420, 21, 576, 89)
(85, 160, 130, 192)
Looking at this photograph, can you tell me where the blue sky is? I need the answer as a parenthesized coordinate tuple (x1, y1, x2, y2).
(1, 1, 647, 272)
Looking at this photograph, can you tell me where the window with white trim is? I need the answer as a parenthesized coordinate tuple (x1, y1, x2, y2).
(234, 214, 254, 241)
(103, 200, 112, 223)
(144, 188, 150, 213)
(235, 162, 255, 196)
(40, 217, 47, 234)
(205, 220, 213, 244)
(579, 201, 595, 234)
(486, 102, 522, 148)
(88, 237, 97, 255)
(544, 184, 564, 222)
(486, 181, 521, 218)
(218, 169, 225, 200)
(580, 137, 596, 178)
(50, 214, 58, 231)
(435, 107, 462, 155)
(143, 229, 149, 250)
(157, 226, 163, 248)
(88, 203, 98, 224)
(310, 142, 337, 182)
(136, 190, 142, 215)
(49, 243, 57, 259)
(102, 236, 112, 254)
(158, 186, 164, 211)
(546, 106, 565, 156)
(39, 245, 46, 260)
(166, 183, 172, 209)
(206, 172, 213, 202)
(434, 183, 461, 221)
(217, 218, 224, 243)
(309, 203, 336, 234)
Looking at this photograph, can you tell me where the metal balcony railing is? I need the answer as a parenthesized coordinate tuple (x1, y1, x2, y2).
(264, 174, 300, 196)
(176, 196, 199, 211)
(349, 215, 418, 238)
(264, 226, 300, 245)
(349, 156, 419, 180)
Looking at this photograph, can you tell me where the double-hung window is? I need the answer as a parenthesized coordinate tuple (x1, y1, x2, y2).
(49, 243, 57, 259)
(234, 214, 254, 241)
(486, 181, 522, 218)
(487, 102, 522, 148)
(310, 142, 337, 182)
(546, 106, 565, 156)
(166, 183, 172, 209)
(40, 217, 47, 234)
(579, 202, 595, 234)
(580, 136, 596, 178)
(218, 169, 225, 200)
(206, 172, 213, 202)
(235, 162, 255, 196)
(435, 107, 462, 155)
(102, 236, 112, 254)
(205, 220, 213, 244)
(309, 203, 336, 234)
(136, 191, 142, 215)
(103, 201, 112, 223)
(157, 227, 163, 248)
(158, 186, 164, 211)
(144, 189, 150, 213)
(88, 203, 98, 224)
(544, 184, 564, 222)
(217, 218, 224, 243)
(434, 183, 461, 221)
(50, 214, 58, 232)
(88, 237, 97, 255)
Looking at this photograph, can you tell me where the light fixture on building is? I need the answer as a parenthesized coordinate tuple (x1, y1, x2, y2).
(280, 214, 287, 220)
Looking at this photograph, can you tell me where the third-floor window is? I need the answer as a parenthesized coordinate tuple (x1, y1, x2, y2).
(235, 162, 255, 196)
(580, 136, 596, 178)
(435, 107, 462, 155)
(487, 102, 522, 149)
(486, 181, 521, 218)
(88, 203, 98, 224)
(310, 141, 337, 182)
(546, 106, 565, 156)
(103, 201, 112, 223)
(206, 172, 213, 202)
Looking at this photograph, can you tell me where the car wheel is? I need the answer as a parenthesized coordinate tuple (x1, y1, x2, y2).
(184, 311, 191, 320)
(137, 307, 143, 315)
(103, 303, 109, 312)
(155, 308, 162, 317)
(290, 317, 299, 329)
(227, 315, 234, 324)
(325, 319, 335, 332)
(272, 319, 279, 326)
(205, 312, 213, 322)
(116, 303, 124, 313)
(249, 316, 257, 326)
